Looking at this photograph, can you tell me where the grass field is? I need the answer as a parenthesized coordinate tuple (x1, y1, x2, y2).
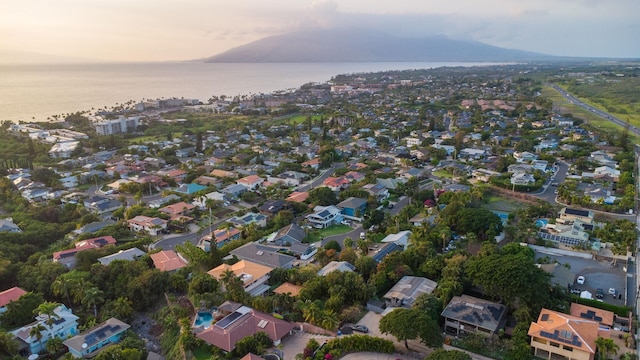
(318, 225, 352, 237)
(432, 169, 453, 179)
(274, 113, 324, 125)
(541, 86, 640, 143)
(484, 196, 521, 212)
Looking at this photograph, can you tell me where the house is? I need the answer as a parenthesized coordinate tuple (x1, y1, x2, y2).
(528, 308, 598, 360)
(286, 191, 309, 203)
(0, 287, 27, 314)
(53, 236, 117, 268)
(513, 151, 538, 163)
(127, 215, 168, 236)
(317, 261, 356, 276)
(193, 175, 219, 187)
(60, 175, 79, 189)
(589, 150, 617, 168)
(569, 303, 614, 329)
(150, 250, 188, 272)
(211, 169, 237, 179)
(176, 147, 195, 158)
(269, 224, 306, 246)
(208, 260, 274, 296)
(381, 230, 412, 248)
(532, 160, 549, 172)
(163, 169, 188, 183)
(559, 208, 594, 225)
(0, 217, 22, 233)
(198, 227, 241, 251)
(458, 148, 488, 161)
(11, 304, 79, 355)
(228, 212, 268, 228)
(272, 282, 302, 297)
(174, 183, 207, 195)
(237, 175, 264, 190)
(196, 303, 295, 352)
(73, 220, 115, 236)
(370, 242, 403, 263)
(159, 201, 196, 221)
(98, 248, 146, 266)
(383, 276, 437, 309)
(322, 176, 350, 191)
(306, 205, 343, 229)
(336, 197, 367, 218)
(538, 221, 591, 247)
(192, 192, 229, 209)
(301, 158, 321, 170)
(471, 168, 500, 183)
(86, 198, 122, 214)
(441, 294, 507, 337)
(221, 183, 248, 197)
(230, 242, 296, 269)
(259, 199, 290, 219)
(63, 318, 130, 358)
(362, 183, 390, 201)
(148, 194, 181, 209)
(511, 172, 536, 185)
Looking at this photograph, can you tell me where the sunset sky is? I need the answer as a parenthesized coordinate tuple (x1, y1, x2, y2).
(1, 0, 638, 62)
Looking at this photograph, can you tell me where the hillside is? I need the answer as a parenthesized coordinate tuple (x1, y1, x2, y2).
(202, 28, 556, 63)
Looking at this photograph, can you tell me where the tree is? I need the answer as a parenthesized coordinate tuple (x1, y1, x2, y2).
(308, 187, 338, 206)
(0, 331, 19, 357)
(34, 301, 61, 330)
(234, 332, 273, 357)
(425, 348, 471, 360)
(29, 323, 47, 353)
(595, 336, 619, 360)
(82, 287, 105, 319)
(46, 336, 64, 354)
(52, 275, 73, 305)
(0, 292, 45, 328)
(379, 308, 421, 349)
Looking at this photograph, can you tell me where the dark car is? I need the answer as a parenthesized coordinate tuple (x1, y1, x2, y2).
(596, 288, 604, 299)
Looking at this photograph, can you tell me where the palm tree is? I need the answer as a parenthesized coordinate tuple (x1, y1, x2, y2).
(45, 336, 64, 354)
(110, 297, 134, 322)
(52, 275, 72, 305)
(82, 287, 105, 319)
(595, 336, 619, 360)
(29, 323, 47, 354)
(34, 301, 61, 330)
(0, 331, 19, 357)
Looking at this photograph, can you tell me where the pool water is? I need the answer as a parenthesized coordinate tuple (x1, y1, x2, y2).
(194, 312, 213, 328)
(535, 219, 549, 228)
(491, 211, 509, 225)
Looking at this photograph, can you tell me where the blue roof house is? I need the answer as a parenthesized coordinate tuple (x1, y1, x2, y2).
(336, 197, 367, 218)
(63, 318, 130, 358)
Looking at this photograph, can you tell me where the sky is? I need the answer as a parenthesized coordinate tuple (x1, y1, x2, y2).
(1, 0, 638, 62)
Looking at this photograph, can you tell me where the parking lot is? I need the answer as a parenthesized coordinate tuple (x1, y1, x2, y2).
(533, 247, 629, 306)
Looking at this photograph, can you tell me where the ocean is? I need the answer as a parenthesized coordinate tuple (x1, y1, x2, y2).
(0, 61, 500, 122)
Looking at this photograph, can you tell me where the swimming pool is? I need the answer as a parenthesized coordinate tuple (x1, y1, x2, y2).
(194, 311, 213, 328)
(535, 219, 549, 228)
(491, 211, 509, 225)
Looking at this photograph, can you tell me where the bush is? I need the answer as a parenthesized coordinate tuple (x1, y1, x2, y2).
(312, 335, 394, 359)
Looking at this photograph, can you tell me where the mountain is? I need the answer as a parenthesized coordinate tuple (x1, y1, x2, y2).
(202, 29, 556, 63)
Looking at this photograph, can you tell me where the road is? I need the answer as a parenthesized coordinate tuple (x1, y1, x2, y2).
(297, 163, 345, 192)
(547, 83, 640, 137)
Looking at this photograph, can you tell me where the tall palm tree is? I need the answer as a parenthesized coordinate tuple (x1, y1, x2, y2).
(51, 275, 72, 305)
(82, 287, 105, 319)
(34, 301, 61, 330)
(110, 297, 134, 322)
(29, 323, 47, 354)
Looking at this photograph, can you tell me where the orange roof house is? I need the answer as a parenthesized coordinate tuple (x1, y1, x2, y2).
(273, 282, 302, 297)
(0, 287, 27, 312)
(528, 308, 598, 360)
(150, 250, 188, 272)
(286, 191, 309, 203)
(569, 303, 615, 328)
(53, 236, 117, 268)
(208, 260, 273, 296)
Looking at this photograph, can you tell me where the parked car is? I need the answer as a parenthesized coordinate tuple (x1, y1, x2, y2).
(576, 276, 585, 285)
(596, 288, 605, 299)
(570, 288, 581, 295)
(351, 324, 369, 333)
(608, 288, 616, 296)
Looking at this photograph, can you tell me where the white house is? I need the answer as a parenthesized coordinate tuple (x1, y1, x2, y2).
(513, 151, 538, 163)
(60, 175, 79, 189)
(381, 230, 412, 248)
(11, 305, 79, 355)
(306, 205, 342, 229)
(127, 215, 168, 236)
(237, 175, 265, 190)
(0, 218, 22, 233)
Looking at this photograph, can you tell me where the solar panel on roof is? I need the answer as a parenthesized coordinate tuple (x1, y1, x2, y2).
(216, 311, 243, 329)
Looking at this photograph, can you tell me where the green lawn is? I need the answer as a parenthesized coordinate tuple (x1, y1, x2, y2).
(432, 169, 453, 179)
(318, 225, 352, 237)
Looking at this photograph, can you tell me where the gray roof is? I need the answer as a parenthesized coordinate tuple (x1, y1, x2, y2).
(273, 224, 306, 244)
(441, 294, 506, 332)
(317, 261, 356, 276)
(0, 218, 21, 232)
(336, 197, 367, 210)
(98, 248, 146, 266)
(383, 276, 437, 307)
(63, 317, 130, 353)
(230, 242, 295, 268)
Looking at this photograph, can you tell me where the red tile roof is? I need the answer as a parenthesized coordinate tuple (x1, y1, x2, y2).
(53, 236, 117, 260)
(197, 306, 294, 352)
(0, 287, 27, 307)
(150, 250, 188, 272)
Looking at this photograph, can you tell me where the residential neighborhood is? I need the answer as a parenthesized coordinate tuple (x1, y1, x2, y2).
(0, 63, 639, 360)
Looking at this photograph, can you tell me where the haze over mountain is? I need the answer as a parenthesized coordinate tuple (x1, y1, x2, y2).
(202, 29, 557, 63)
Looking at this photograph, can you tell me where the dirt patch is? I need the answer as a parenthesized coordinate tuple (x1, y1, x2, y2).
(132, 312, 162, 354)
